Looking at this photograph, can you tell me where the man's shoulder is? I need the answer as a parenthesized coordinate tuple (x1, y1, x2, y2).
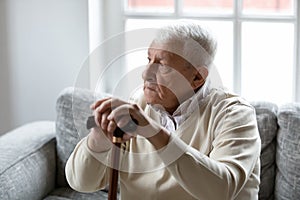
(206, 88, 254, 110)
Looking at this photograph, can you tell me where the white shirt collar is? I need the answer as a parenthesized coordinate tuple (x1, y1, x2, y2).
(150, 80, 211, 131)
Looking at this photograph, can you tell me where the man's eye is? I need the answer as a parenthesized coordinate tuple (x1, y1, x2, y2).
(158, 65, 173, 74)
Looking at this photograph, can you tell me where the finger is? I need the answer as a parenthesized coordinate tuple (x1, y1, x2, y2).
(107, 104, 145, 127)
(101, 111, 110, 131)
(90, 97, 111, 110)
(94, 109, 101, 127)
(93, 99, 127, 129)
(107, 104, 132, 121)
(108, 106, 136, 132)
(94, 107, 110, 129)
(94, 101, 111, 120)
(96, 98, 125, 115)
(107, 120, 117, 135)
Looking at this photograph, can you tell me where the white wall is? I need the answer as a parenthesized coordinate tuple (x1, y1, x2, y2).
(0, 0, 89, 134)
(88, 0, 124, 91)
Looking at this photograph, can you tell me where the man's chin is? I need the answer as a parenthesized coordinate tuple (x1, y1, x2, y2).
(144, 96, 157, 105)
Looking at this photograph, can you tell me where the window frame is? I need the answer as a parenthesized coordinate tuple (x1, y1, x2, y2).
(123, 0, 300, 102)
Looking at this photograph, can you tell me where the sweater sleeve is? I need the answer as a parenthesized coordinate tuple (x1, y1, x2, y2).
(65, 137, 110, 192)
(158, 102, 261, 200)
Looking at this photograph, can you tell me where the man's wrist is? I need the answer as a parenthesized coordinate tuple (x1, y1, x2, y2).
(147, 129, 170, 150)
(87, 129, 112, 153)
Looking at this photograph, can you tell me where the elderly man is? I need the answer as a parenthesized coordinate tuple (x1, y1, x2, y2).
(65, 23, 261, 200)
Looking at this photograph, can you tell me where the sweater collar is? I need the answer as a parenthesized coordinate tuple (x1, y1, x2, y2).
(150, 79, 211, 119)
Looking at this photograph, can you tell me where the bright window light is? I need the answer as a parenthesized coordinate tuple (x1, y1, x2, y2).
(241, 22, 294, 104)
(119, 0, 299, 104)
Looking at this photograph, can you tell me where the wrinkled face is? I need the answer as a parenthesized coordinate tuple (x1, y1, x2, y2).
(142, 42, 205, 114)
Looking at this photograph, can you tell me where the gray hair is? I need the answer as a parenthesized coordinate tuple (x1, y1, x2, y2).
(152, 22, 217, 68)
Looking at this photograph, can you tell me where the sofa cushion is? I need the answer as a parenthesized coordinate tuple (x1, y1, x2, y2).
(251, 101, 278, 200)
(0, 121, 56, 200)
(55, 87, 106, 187)
(276, 103, 300, 199)
(44, 187, 109, 200)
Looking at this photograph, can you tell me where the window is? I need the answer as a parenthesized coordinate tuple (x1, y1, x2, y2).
(123, 0, 299, 104)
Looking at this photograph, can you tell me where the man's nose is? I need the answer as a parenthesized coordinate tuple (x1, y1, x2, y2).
(142, 62, 158, 81)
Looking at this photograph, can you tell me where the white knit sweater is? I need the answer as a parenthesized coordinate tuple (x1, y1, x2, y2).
(66, 88, 261, 200)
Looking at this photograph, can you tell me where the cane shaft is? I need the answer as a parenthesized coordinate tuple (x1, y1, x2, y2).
(108, 138, 121, 200)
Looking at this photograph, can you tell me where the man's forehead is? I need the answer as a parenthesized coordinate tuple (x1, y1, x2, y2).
(149, 41, 183, 53)
(147, 47, 173, 56)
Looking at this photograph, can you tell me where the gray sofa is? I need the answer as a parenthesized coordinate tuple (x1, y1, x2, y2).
(0, 87, 299, 200)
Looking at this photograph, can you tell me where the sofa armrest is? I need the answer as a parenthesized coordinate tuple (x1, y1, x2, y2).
(0, 121, 56, 200)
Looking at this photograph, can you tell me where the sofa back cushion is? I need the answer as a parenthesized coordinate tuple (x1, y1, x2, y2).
(252, 102, 278, 200)
(276, 103, 300, 199)
(55, 87, 102, 187)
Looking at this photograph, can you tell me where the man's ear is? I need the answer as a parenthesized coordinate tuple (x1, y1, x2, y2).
(192, 66, 208, 90)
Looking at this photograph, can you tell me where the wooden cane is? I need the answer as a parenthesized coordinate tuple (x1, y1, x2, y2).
(108, 128, 123, 200)
(87, 115, 137, 200)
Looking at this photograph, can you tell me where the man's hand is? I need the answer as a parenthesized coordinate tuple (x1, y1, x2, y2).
(88, 97, 170, 151)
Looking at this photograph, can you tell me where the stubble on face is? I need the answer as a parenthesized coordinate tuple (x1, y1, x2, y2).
(142, 43, 197, 114)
